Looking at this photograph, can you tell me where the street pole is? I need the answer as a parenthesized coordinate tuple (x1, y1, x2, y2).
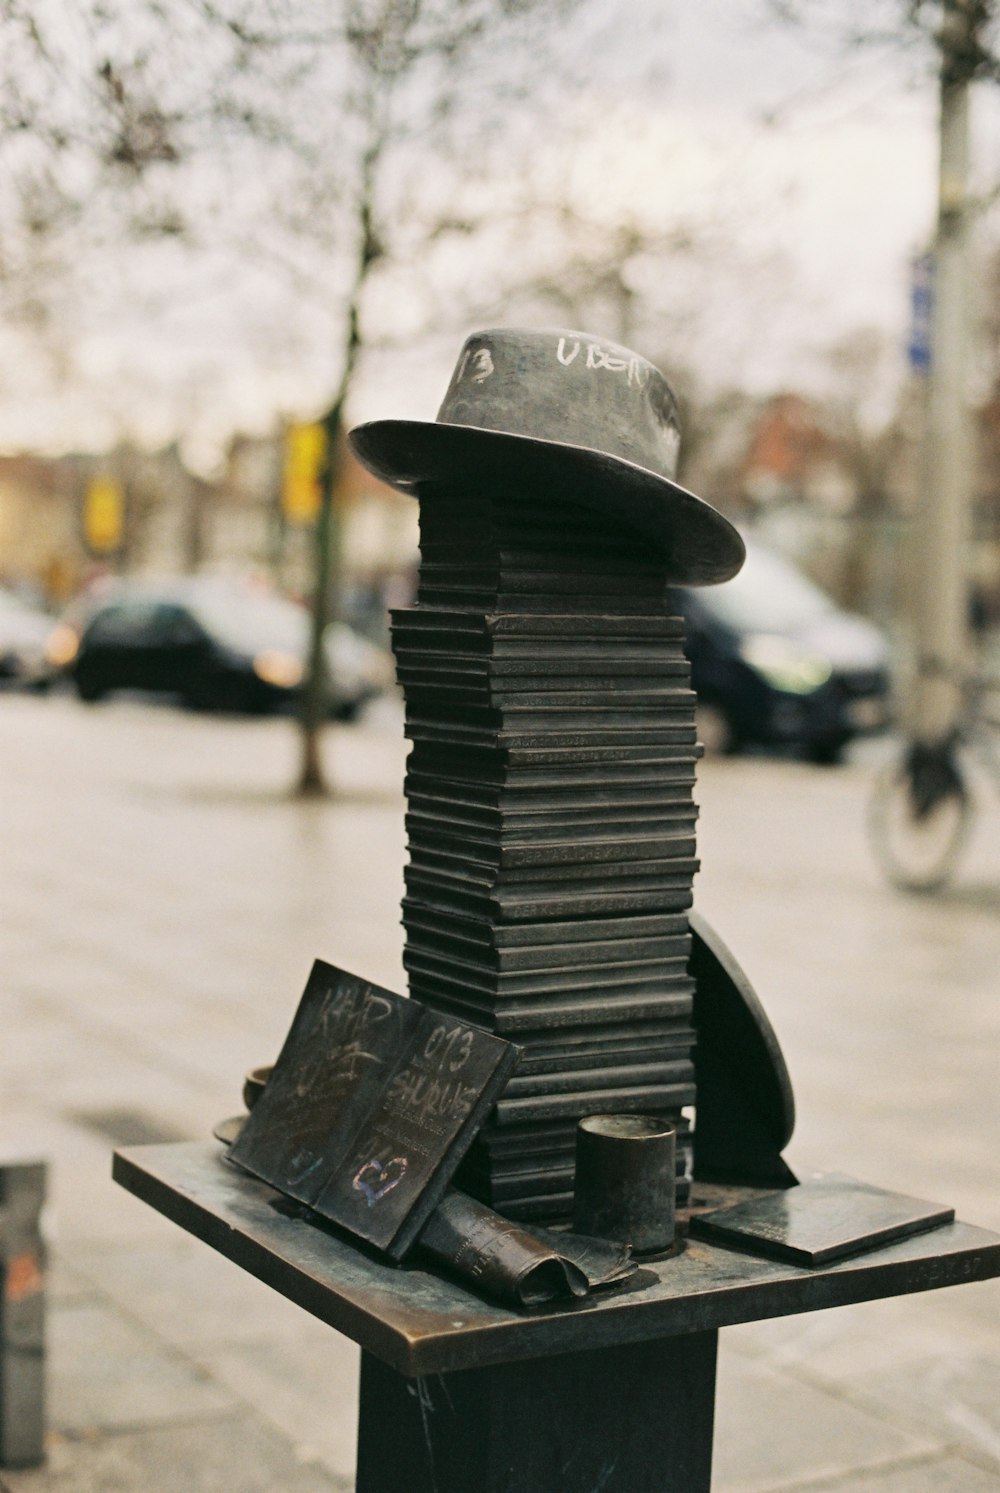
(297, 407, 343, 797)
(910, 0, 978, 745)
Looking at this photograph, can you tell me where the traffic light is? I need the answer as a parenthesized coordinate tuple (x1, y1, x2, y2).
(282, 422, 328, 524)
(83, 475, 124, 553)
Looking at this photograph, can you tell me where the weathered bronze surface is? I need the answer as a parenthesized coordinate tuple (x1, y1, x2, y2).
(417, 1191, 633, 1307)
(356, 1333, 718, 1493)
(690, 1173, 955, 1266)
(573, 1115, 676, 1254)
(689, 911, 798, 1187)
(242, 1065, 272, 1112)
(213, 1104, 635, 1309)
(112, 1143, 1000, 1379)
(350, 328, 745, 584)
(228, 961, 518, 1260)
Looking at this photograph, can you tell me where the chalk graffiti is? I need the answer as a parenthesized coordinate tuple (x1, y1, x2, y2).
(386, 1066, 479, 1125)
(556, 336, 651, 388)
(353, 1155, 409, 1207)
(456, 346, 495, 384)
(423, 1022, 474, 1072)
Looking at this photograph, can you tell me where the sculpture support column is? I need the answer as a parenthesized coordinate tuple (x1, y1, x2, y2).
(357, 1330, 718, 1493)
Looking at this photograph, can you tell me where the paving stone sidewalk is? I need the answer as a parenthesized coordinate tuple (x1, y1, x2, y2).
(1, 694, 999, 1491)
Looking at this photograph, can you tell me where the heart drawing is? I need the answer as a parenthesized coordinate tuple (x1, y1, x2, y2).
(353, 1156, 408, 1207)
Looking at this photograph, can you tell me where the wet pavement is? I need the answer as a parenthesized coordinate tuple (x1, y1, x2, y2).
(1, 692, 999, 1491)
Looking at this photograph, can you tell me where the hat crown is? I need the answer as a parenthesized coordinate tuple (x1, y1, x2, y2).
(346, 325, 745, 585)
(437, 328, 682, 483)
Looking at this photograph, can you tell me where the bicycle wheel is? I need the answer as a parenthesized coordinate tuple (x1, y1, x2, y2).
(868, 740, 972, 892)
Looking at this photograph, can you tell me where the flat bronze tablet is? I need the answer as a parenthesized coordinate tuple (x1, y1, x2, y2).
(690, 1174, 954, 1267)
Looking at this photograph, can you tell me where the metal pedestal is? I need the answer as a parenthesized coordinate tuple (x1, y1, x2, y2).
(357, 1332, 717, 1493)
(113, 1144, 1000, 1493)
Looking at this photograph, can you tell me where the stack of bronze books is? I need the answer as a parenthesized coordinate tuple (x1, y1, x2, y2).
(392, 488, 700, 1223)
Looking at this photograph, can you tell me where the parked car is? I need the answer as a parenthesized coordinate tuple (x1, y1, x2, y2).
(63, 577, 394, 718)
(672, 542, 891, 763)
(0, 587, 55, 690)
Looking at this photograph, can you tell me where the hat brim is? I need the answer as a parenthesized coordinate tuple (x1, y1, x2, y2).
(349, 420, 744, 586)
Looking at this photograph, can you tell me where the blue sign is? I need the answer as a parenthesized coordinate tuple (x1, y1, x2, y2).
(908, 253, 933, 373)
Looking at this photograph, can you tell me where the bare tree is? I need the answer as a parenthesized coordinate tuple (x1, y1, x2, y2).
(763, 0, 998, 74)
(163, 0, 586, 797)
(273, 0, 585, 795)
(4, 0, 816, 791)
(0, 0, 587, 792)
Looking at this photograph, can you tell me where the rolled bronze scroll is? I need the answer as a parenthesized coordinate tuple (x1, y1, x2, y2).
(418, 1190, 634, 1307)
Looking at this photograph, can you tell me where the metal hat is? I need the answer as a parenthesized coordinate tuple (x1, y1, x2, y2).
(349, 327, 744, 586)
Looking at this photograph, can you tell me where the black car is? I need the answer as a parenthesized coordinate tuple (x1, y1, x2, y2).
(672, 543, 890, 763)
(67, 578, 393, 718)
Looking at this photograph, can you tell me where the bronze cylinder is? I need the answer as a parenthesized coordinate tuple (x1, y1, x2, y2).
(573, 1114, 676, 1254)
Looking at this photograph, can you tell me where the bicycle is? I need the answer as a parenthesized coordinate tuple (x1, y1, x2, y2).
(868, 673, 1000, 892)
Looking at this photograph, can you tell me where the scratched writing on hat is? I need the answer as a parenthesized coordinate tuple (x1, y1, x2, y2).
(455, 346, 495, 384)
(556, 335, 651, 388)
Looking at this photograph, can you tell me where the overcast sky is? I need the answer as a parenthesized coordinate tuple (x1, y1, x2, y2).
(352, 4, 991, 434)
(666, 5, 940, 328)
(1, 0, 998, 468)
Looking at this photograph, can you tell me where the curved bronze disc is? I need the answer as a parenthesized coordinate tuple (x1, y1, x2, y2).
(689, 911, 796, 1186)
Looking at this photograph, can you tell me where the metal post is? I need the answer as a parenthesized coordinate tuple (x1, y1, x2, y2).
(910, 0, 978, 745)
(357, 1332, 719, 1493)
(297, 408, 342, 795)
(0, 1161, 46, 1469)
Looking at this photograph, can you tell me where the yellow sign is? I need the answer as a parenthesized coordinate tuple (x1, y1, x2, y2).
(84, 475, 124, 553)
(283, 422, 328, 524)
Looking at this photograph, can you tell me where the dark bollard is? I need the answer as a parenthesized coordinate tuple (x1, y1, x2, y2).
(0, 1160, 46, 1469)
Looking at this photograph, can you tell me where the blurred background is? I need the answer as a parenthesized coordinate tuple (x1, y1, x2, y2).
(2, 0, 1000, 729)
(3, 3, 1000, 1491)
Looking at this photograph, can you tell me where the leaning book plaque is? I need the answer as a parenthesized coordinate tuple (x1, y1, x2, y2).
(228, 960, 518, 1260)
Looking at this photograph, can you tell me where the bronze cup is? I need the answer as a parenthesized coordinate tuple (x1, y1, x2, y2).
(573, 1114, 677, 1255)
